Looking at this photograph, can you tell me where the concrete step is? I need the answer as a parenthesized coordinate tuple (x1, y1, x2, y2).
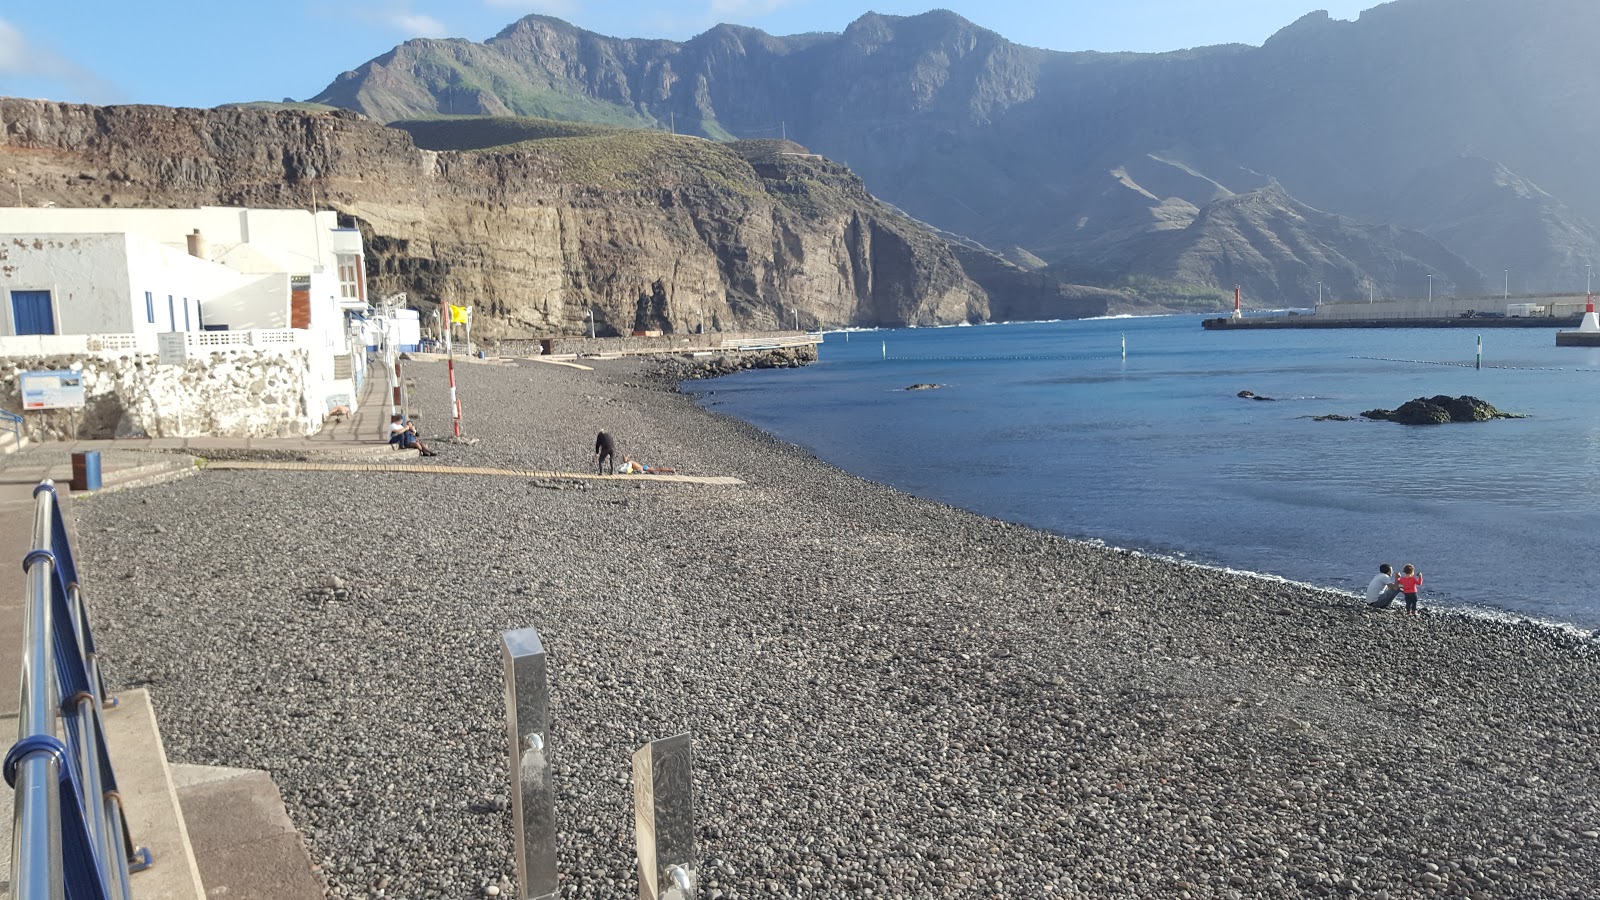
(99, 688, 208, 900)
(172, 766, 323, 900)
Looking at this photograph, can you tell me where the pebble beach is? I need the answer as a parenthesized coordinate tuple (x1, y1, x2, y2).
(76, 354, 1600, 899)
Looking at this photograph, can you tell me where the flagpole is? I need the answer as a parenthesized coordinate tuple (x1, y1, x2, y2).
(445, 305, 461, 438)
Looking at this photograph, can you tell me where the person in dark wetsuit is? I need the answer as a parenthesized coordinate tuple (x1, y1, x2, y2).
(593, 431, 617, 474)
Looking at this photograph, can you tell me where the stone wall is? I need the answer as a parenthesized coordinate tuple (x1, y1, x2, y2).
(0, 350, 317, 440)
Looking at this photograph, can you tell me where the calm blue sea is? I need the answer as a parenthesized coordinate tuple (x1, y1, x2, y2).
(692, 315, 1600, 629)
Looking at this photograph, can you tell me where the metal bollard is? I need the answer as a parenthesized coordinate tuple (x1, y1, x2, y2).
(501, 628, 558, 900)
(632, 733, 696, 900)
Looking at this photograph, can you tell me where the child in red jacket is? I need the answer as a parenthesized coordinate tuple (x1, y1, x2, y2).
(1395, 564, 1423, 616)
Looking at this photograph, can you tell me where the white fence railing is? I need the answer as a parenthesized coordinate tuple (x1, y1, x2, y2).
(0, 329, 313, 359)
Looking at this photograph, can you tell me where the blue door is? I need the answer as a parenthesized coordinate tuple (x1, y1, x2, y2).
(10, 291, 54, 335)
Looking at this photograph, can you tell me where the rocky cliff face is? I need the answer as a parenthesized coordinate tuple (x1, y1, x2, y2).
(310, 0, 1600, 299)
(0, 99, 996, 334)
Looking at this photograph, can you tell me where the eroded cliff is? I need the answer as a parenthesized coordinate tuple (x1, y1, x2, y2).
(0, 99, 989, 335)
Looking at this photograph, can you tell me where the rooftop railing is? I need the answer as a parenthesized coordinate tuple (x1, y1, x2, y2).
(7, 481, 151, 899)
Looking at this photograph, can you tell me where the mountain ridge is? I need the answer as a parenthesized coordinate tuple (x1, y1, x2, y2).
(308, 0, 1600, 300)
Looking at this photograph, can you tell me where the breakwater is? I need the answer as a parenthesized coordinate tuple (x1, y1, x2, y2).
(1203, 315, 1582, 330)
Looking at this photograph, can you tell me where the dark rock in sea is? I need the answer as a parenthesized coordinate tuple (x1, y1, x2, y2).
(653, 346, 818, 382)
(1312, 414, 1355, 421)
(1362, 395, 1523, 425)
(1238, 390, 1276, 401)
(904, 383, 943, 391)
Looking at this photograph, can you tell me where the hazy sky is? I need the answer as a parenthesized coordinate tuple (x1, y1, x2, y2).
(1, 1, 1376, 109)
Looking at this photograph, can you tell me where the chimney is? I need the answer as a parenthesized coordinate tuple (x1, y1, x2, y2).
(186, 228, 208, 261)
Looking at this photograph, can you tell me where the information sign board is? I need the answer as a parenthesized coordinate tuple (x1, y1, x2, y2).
(19, 370, 86, 410)
(157, 332, 189, 365)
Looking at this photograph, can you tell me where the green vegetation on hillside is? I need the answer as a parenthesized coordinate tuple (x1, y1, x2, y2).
(223, 101, 341, 114)
(511, 131, 764, 197)
(392, 116, 632, 151)
(1112, 275, 1233, 310)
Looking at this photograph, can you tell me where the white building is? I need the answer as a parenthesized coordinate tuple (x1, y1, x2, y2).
(0, 207, 371, 424)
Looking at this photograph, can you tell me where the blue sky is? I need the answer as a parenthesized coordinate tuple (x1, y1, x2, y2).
(1, 1, 1376, 109)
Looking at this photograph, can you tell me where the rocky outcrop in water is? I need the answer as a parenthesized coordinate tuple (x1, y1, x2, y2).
(652, 346, 817, 381)
(1362, 395, 1523, 425)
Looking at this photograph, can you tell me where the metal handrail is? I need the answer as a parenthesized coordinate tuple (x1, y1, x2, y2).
(8, 480, 151, 899)
(0, 408, 22, 446)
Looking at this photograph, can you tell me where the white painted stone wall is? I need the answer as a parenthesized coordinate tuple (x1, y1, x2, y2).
(0, 234, 132, 335)
(0, 350, 318, 440)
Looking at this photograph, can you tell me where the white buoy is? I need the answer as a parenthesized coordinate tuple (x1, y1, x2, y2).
(1121, 333, 1126, 359)
(882, 341, 887, 360)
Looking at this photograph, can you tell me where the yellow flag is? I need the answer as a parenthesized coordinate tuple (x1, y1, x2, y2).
(449, 304, 471, 324)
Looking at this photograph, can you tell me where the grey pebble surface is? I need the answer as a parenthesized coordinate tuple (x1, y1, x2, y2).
(75, 355, 1600, 899)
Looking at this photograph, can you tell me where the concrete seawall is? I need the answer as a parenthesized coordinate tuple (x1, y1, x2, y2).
(1203, 316, 1582, 330)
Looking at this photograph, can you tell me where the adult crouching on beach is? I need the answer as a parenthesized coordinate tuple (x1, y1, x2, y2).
(1366, 563, 1399, 609)
(593, 430, 617, 475)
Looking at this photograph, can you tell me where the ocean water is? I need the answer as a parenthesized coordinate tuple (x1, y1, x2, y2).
(691, 315, 1600, 629)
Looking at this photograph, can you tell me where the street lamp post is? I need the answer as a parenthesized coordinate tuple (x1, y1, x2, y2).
(1588, 264, 1593, 296)
(1427, 274, 1433, 304)
(1317, 281, 1323, 306)
(792, 308, 798, 331)
(1504, 269, 1509, 302)
(586, 308, 595, 340)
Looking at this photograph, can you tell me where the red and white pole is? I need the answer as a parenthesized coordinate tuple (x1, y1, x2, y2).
(1233, 285, 1242, 319)
(444, 310, 462, 437)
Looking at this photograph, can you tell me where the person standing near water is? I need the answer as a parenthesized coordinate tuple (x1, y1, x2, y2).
(1365, 563, 1400, 609)
(1395, 564, 1424, 616)
(593, 431, 617, 475)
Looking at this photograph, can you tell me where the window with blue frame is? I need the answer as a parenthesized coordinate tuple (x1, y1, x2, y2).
(145, 291, 155, 324)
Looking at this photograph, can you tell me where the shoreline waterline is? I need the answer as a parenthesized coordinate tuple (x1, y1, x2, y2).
(694, 315, 1600, 629)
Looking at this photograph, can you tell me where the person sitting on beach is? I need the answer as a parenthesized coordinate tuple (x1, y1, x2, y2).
(389, 415, 437, 457)
(1395, 564, 1424, 616)
(1365, 563, 1400, 609)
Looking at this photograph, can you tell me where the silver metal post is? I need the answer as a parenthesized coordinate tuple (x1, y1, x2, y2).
(12, 754, 63, 898)
(501, 629, 558, 900)
(15, 486, 65, 898)
(633, 733, 695, 900)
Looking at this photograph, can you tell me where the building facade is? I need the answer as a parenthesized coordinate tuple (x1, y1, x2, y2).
(0, 207, 372, 434)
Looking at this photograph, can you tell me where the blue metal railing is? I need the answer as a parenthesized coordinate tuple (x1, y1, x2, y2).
(0, 408, 23, 446)
(8, 481, 151, 899)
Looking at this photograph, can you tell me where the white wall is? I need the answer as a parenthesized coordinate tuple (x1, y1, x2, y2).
(3, 207, 340, 274)
(122, 233, 253, 335)
(203, 273, 289, 330)
(0, 234, 133, 336)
